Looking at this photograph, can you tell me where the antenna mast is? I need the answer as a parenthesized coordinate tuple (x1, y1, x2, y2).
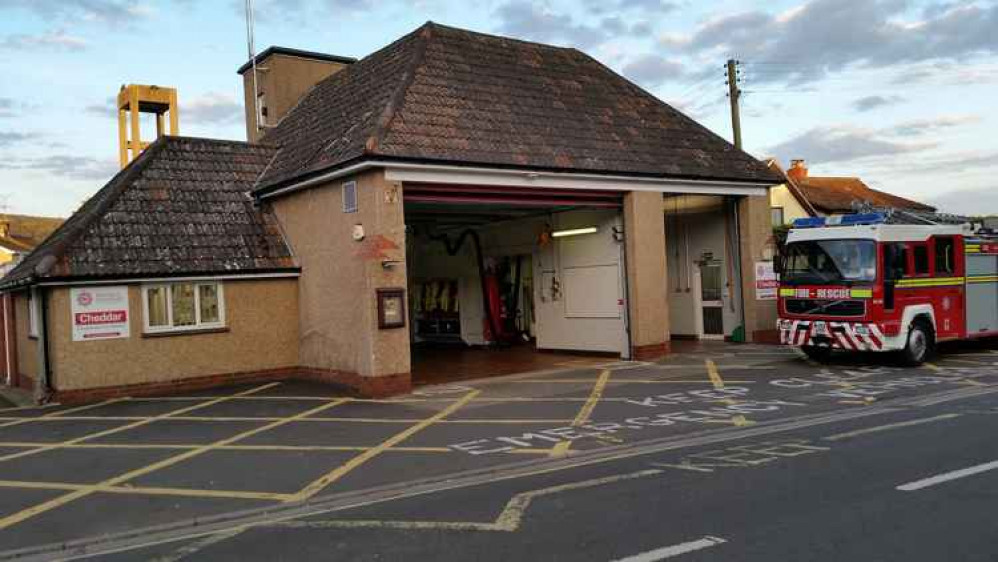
(245, 0, 261, 134)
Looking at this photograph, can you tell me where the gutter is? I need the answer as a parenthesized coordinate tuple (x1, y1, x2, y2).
(256, 160, 776, 201)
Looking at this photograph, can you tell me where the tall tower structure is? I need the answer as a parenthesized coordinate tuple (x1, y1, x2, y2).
(117, 84, 178, 168)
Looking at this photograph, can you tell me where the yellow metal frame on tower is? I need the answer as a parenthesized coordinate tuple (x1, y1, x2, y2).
(117, 84, 178, 168)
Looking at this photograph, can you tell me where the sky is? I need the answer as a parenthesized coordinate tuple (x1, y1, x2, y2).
(0, 0, 996, 218)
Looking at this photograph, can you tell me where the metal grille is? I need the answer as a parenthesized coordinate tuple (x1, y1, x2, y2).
(785, 299, 865, 317)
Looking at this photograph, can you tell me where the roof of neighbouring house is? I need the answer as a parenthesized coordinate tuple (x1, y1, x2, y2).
(0, 214, 64, 254)
(795, 176, 935, 214)
(253, 21, 780, 194)
(0, 137, 298, 289)
(765, 159, 819, 216)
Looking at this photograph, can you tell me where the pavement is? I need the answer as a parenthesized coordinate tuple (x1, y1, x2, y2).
(0, 342, 996, 560)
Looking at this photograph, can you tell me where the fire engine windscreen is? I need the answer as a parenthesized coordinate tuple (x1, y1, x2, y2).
(783, 240, 877, 284)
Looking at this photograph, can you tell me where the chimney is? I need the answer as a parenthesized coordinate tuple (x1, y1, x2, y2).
(787, 159, 808, 182)
(239, 46, 356, 143)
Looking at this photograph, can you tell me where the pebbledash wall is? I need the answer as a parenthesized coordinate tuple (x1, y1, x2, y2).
(18, 278, 300, 401)
(268, 169, 411, 396)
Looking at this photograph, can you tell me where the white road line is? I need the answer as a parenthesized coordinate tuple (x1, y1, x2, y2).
(610, 536, 727, 561)
(823, 414, 961, 442)
(897, 460, 998, 491)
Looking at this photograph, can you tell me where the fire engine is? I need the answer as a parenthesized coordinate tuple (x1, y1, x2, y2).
(777, 212, 998, 365)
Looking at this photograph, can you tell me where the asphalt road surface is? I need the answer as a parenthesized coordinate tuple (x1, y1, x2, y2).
(1, 344, 997, 561)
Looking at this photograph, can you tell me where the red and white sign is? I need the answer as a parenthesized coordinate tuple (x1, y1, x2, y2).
(755, 262, 778, 300)
(70, 286, 130, 342)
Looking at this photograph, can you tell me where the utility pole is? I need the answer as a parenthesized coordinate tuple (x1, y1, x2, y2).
(726, 59, 742, 150)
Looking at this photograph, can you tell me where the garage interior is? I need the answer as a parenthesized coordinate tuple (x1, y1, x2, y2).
(403, 184, 628, 384)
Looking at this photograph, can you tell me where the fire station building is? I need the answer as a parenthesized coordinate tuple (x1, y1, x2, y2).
(0, 23, 781, 403)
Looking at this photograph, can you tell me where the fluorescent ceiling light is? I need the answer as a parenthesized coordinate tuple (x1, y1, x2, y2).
(552, 227, 598, 238)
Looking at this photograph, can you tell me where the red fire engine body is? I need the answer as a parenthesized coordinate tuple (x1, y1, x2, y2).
(777, 214, 998, 364)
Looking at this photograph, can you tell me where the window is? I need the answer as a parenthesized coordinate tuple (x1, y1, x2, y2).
(342, 181, 358, 213)
(934, 237, 955, 274)
(912, 243, 930, 275)
(143, 282, 225, 333)
(771, 207, 785, 227)
(27, 292, 39, 338)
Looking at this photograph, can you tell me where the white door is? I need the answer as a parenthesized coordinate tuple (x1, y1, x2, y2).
(697, 262, 725, 340)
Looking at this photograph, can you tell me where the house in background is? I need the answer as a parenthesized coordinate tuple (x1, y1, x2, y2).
(0, 214, 63, 276)
(767, 159, 935, 225)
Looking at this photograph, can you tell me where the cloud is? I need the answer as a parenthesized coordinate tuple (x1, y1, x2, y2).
(928, 185, 998, 216)
(766, 126, 935, 165)
(185, 92, 243, 125)
(1, 29, 87, 51)
(663, 0, 998, 84)
(852, 95, 905, 112)
(621, 54, 685, 87)
(0, 131, 41, 148)
(0, 0, 151, 27)
(582, 0, 677, 15)
(20, 155, 118, 182)
(493, 1, 607, 48)
(85, 96, 117, 118)
(886, 115, 981, 137)
(0, 99, 14, 119)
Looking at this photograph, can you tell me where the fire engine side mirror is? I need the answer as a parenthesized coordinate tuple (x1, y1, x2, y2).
(773, 253, 785, 276)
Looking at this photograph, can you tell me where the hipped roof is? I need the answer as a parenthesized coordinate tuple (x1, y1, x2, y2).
(1, 137, 297, 289)
(254, 21, 779, 194)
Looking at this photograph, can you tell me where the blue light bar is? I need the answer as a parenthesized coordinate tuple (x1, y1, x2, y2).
(792, 213, 886, 229)
(792, 217, 826, 228)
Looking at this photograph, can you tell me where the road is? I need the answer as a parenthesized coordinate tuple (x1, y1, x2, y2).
(1, 345, 997, 561)
(96, 390, 998, 562)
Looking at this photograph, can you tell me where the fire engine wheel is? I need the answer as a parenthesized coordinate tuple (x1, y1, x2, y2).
(801, 346, 833, 362)
(901, 320, 935, 366)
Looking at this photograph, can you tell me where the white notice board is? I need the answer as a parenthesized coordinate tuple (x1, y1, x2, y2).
(70, 286, 130, 341)
(755, 262, 778, 301)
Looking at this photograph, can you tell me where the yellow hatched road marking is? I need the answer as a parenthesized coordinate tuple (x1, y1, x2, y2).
(550, 369, 612, 458)
(0, 390, 346, 531)
(274, 469, 662, 533)
(0, 442, 454, 453)
(0, 398, 127, 429)
(706, 360, 724, 390)
(0, 479, 293, 501)
(0, 383, 282, 464)
(288, 390, 481, 502)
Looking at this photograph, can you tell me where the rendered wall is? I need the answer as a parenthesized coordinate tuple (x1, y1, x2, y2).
(769, 184, 810, 224)
(624, 191, 670, 357)
(738, 194, 779, 342)
(46, 279, 299, 391)
(269, 169, 410, 382)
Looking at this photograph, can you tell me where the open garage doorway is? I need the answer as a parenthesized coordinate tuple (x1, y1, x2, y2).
(403, 184, 629, 385)
(664, 194, 745, 342)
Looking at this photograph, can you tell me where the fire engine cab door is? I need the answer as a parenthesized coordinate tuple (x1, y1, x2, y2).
(697, 262, 725, 339)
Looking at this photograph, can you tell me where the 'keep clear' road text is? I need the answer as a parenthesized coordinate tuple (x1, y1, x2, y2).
(449, 387, 805, 455)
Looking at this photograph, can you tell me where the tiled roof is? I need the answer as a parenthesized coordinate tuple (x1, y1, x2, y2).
(255, 22, 779, 194)
(2, 137, 297, 288)
(795, 176, 935, 214)
(0, 214, 63, 252)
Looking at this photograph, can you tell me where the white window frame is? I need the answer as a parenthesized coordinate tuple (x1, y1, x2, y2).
(342, 181, 358, 213)
(141, 282, 226, 334)
(27, 292, 39, 338)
